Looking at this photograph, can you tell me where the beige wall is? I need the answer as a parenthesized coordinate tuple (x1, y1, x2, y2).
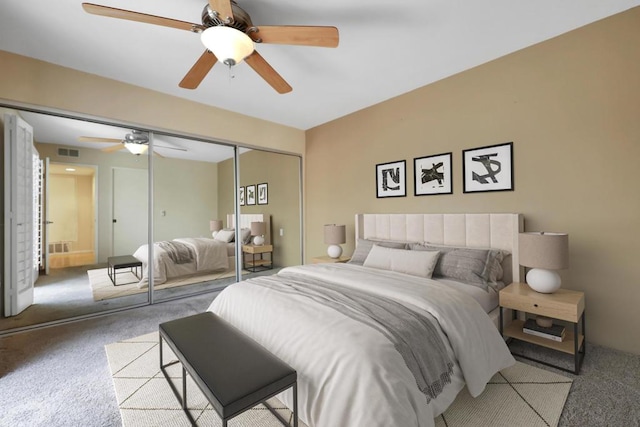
(305, 8, 640, 354)
(0, 50, 305, 155)
(152, 155, 220, 243)
(218, 150, 302, 268)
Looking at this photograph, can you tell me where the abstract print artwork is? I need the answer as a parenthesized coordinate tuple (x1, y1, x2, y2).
(246, 184, 256, 205)
(239, 186, 245, 206)
(376, 160, 406, 198)
(257, 183, 268, 205)
(414, 152, 453, 196)
(463, 142, 514, 193)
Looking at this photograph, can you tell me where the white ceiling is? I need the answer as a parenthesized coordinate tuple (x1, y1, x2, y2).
(1, 0, 639, 131)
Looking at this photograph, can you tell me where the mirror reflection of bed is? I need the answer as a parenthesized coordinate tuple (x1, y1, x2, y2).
(126, 214, 272, 293)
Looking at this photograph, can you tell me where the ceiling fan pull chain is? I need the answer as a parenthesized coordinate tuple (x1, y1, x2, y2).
(228, 63, 235, 83)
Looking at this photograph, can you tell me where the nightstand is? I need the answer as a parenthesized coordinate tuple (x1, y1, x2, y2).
(311, 255, 351, 264)
(499, 282, 585, 374)
(242, 244, 273, 272)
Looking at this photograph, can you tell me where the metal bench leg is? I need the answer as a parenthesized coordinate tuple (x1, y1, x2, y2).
(293, 383, 298, 427)
(183, 366, 187, 410)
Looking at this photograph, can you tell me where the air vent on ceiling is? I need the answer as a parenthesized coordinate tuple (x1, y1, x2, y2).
(57, 147, 80, 158)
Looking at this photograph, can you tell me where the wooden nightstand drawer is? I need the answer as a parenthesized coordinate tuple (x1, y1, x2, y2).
(499, 282, 584, 323)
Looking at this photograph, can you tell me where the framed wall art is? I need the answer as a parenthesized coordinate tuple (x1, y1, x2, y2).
(257, 183, 268, 205)
(376, 160, 406, 198)
(414, 152, 453, 196)
(239, 186, 245, 206)
(463, 142, 514, 193)
(246, 184, 256, 205)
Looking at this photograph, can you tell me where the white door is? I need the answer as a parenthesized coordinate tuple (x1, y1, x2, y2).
(3, 114, 36, 316)
(112, 168, 148, 256)
(43, 157, 51, 275)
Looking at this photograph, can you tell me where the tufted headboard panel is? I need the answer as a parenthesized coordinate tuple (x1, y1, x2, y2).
(355, 213, 524, 284)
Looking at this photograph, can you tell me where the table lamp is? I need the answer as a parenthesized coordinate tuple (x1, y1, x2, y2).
(210, 220, 223, 238)
(324, 224, 346, 258)
(251, 221, 266, 246)
(519, 232, 569, 293)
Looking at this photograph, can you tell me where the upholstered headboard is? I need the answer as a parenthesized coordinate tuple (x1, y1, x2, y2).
(355, 213, 524, 284)
(227, 214, 272, 244)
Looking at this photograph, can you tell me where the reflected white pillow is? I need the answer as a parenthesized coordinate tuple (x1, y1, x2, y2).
(363, 245, 440, 279)
(214, 229, 235, 243)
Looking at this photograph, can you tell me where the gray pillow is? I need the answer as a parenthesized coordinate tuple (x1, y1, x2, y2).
(348, 238, 408, 265)
(409, 243, 505, 291)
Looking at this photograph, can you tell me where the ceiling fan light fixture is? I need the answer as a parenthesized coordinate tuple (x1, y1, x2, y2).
(201, 26, 254, 66)
(124, 142, 149, 155)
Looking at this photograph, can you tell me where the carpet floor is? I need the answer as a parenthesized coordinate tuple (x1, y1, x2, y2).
(88, 268, 240, 301)
(105, 332, 572, 427)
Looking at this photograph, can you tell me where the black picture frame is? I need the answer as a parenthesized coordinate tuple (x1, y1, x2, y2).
(239, 186, 245, 206)
(414, 152, 453, 196)
(257, 183, 268, 205)
(376, 160, 406, 198)
(246, 184, 256, 205)
(463, 142, 514, 193)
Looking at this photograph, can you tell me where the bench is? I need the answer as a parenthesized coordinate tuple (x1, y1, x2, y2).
(159, 312, 298, 427)
(107, 255, 142, 286)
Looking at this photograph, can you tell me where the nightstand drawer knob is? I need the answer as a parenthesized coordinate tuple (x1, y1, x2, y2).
(533, 304, 539, 307)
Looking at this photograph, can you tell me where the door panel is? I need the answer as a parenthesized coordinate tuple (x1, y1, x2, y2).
(113, 168, 148, 256)
(3, 113, 35, 316)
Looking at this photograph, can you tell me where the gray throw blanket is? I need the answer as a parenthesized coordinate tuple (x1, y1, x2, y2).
(250, 272, 454, 402)
(156, 241, 195, 265)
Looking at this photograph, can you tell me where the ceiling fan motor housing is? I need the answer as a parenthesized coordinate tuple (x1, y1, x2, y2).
(202, 1, 254, 33)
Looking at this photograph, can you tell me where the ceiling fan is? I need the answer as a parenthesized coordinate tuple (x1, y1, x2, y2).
(82, 1, 339, 94)
(79, 130, 187, 156)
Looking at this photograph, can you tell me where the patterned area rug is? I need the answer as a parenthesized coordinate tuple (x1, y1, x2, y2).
(88, 268, 238, 301)
(106, 333, 572, 427)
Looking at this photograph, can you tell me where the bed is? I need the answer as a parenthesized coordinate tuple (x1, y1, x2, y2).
(133, 214, 271, 287)
(208, 213, 523, 427)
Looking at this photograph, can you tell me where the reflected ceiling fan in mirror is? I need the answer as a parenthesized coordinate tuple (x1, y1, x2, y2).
(79, 130, 187, 156)
(82, 1, 339, 94)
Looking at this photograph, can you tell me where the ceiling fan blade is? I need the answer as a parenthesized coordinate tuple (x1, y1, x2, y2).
(79, 136, 122, 143)
(251, 26, 339, 47)
(244, 51, 292, 94)
(209, 0, 234, 23)
(179, 50, 218, 89)
(102, 144, 126, 153)
(82, 3, 202, 32)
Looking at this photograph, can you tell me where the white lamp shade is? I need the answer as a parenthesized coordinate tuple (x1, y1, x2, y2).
(124, 142, 148, 155)
(200, 26, 254, 66)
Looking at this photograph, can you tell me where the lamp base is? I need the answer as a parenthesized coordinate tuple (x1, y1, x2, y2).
(253, 235, 265, 246)
(327, 244, 343, 259)
(526, 268, 561, 293)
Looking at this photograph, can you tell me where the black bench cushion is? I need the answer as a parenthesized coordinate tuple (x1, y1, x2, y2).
(159, 312, 296, 419)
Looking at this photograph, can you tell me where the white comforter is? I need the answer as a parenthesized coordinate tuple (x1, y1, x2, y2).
(208, 263, 515, 427)
(133, 237, 229, 287)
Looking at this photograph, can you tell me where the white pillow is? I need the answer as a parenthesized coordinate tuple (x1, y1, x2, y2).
(214, 229, 235, 243)
(363, 245, 440, 279)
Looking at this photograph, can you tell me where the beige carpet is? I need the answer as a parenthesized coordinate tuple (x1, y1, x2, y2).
(106, 332, 572, 427)
(88, 268, 238, 301)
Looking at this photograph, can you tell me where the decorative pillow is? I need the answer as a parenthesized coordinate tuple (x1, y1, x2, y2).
(214, 229, 235, 243)
(363, 245, 440, 279)
(348, 238, 408, 265)
(240, 228, 252, 244)
(409, 243, 505, 291)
